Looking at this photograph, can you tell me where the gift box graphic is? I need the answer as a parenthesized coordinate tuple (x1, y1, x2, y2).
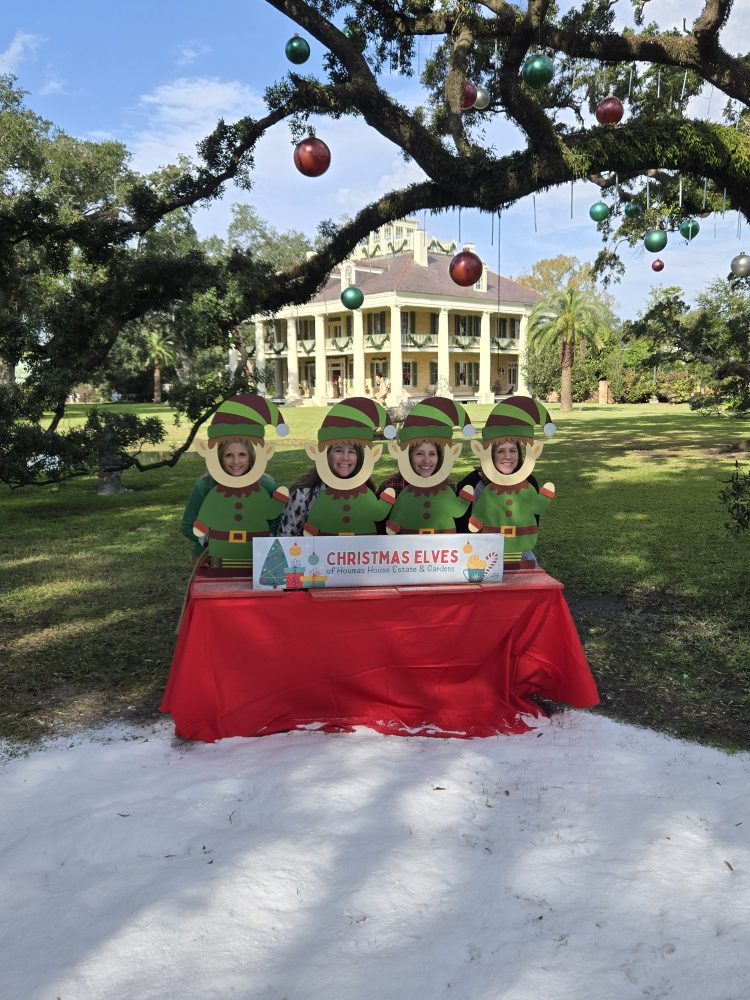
(285, 571, 304, 589)
(301, 573, 327, 589)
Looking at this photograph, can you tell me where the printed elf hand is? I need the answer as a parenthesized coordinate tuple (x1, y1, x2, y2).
(380, 487, 397, 505)
(540, 482, 555, 498)
(385, 518, 401, 536)
(458, 483, 475, 502)
(273, 486, 290, 503)
(467, 515, 482, 533)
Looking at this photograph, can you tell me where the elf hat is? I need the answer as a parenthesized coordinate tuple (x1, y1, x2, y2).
(317, 396, 396, 444)
(481, 395, 556, 442)
(398, 397, 475, 444)
(208, 393, 289, 441)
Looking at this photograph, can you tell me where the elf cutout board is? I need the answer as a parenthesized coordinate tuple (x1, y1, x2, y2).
(192, 393, 290, 569)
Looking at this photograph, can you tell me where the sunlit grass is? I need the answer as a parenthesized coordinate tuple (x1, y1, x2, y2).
(5, 402, 750, 749)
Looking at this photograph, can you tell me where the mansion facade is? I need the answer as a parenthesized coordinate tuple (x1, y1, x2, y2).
(251, 217, 541, 406)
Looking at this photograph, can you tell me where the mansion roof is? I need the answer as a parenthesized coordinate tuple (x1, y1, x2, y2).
(309, 252, 542, 308)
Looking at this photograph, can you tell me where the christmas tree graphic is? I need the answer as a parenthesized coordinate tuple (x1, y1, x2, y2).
(258, 539, 289, 589)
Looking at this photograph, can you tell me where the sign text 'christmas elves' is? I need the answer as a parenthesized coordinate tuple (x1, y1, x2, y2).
(252, 535, 504, 590)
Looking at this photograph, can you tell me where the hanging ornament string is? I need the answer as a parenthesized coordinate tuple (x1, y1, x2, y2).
(496, 210, 502, 314)
(656, 69, 661, 100)
(533, 194, 538, 233)
(680, 70, 688, 103)
(491, 209, 494, 247)
(458, 206, 462, 244)
(722, 187, 727, 216)
(707, 84, 714, 117)
(570, 180, 574, 219)
(702, 178, 708, 210)
(646, 176, 650, 211)
(628, 64, 634, 99)
(738, 212, 742, 240)
(678, 174, 683, 208)
(614, 173, 619, 214)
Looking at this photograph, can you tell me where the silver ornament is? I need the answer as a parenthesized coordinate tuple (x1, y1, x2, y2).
(730, 252, 750, 277)
(473, 85, 491, 110)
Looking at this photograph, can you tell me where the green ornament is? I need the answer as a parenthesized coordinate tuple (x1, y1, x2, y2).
(308, 553, 320, 566)
(521, 54, 554, 90)
(624, 202, 641, 219)
(343, 24, 366, 52)
(679, 218, 700, 241)
(589, 201, 610, 223)
(340, 286, 364, 310)
(643, 229, 668, 253)
(285, 35, 310, 65)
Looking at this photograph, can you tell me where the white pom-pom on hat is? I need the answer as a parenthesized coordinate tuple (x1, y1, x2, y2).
(462, 423, 475, 438)
(383, 425, 397, 440)
(544, 421, 556, 437)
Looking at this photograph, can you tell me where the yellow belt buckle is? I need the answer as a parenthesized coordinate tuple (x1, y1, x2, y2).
(338, 532, 355, 536)
(419, 528, 435, 534)
(500, 525, 517, 538)
(229, 530, 247, 543)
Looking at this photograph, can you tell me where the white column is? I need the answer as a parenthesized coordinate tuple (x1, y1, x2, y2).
(388, 304, 403, 402)
(313, 314, 327, 405)
(254, 320, 267, 390)
(286, 317, 300, 401)
(352, 310, 365, 395)
(437, 308, 450, 395)
(517, 313, 529, 395)
(478, 310, 493, 403)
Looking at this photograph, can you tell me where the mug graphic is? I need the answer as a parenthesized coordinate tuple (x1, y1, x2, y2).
(463, 567, 486, 583)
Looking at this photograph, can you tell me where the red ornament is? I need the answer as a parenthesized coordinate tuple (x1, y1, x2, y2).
(293, 138, 331, 177)
(651, 258, 665, 272)
(595, 95, 624, 125)
(449, 251, 483, 286)
(461, 82, 478, 110)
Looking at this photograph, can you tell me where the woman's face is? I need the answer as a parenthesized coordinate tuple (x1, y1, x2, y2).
(327, 444, 359, 478)
(492, 441, 520, 475)
(220, 442, 252, 477)
(410, 442, 439, 478)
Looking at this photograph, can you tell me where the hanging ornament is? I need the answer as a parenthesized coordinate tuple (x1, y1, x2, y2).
(285, 35, 310, 65)
(521, 54, 554, 90)
(679, 218, 700, 241)
(461, 82, 478, 110)
(589, 201, 610, 223)
(730, 251, 750, 277)
(595, 95, 624, 125)
(623, 201, 641, 219)
(342, 24, 366, 52)
(643, 229, 668, 253)
(651, 258, 665, 272)
(449, 250, 483, 286)
(340, 286, 364, 310)
(293, 137, 331, 177)
(473, 85, 491, 110)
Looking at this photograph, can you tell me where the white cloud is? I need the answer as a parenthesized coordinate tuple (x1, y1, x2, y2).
(127, 76, 265, 173)
(176, 41, 210, 67)
(0, 30, 42, 73)
(39, 77, 66, 97)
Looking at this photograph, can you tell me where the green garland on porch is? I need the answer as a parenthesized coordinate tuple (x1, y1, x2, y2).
(427, 238, 457, 255)
(299, 340, 316, 355)
(366, 334, 390, 350)
(453, 335, 478, 350)
(330, 337, 352, 352)
(406, 333, 433, 349)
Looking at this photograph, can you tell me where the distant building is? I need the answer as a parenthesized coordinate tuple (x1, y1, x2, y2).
(253, 217, 541, 405)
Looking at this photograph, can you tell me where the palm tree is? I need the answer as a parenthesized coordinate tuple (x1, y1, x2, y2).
(144, 329, 176, 403)
(528, 288, 610, 412)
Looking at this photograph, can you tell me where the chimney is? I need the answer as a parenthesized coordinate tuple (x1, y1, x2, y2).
(413, 227, 428, 266)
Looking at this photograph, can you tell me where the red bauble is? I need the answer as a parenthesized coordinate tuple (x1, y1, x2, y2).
(595, 95, 624, 125)
(293, 138, 331, 177)
(449, 250, 483, 286)
(651, 258, 665, 272)
(461, 82, 478, 110)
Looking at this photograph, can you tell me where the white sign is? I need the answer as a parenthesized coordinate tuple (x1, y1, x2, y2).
(252, 534, 504, 590)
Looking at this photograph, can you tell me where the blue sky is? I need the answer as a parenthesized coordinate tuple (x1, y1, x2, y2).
(2, 1, 748, 320)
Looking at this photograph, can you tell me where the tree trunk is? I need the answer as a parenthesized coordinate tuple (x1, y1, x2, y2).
(560, 340, 574, 412)
(153, 363, 162, 403)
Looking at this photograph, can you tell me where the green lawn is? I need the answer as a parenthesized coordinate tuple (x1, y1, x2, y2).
(3, 403, 749, 749)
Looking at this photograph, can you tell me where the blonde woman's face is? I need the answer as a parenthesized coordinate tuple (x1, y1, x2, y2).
(492, 441, 519, 475)
(410, 442, 439, 478)
(220, 442, 252, 477)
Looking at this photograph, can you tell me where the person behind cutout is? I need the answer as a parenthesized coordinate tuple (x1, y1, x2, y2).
(462, 395, 556, 566)
(278, 397, 397, 536)
(377, 397, 476, 534)
(190, 394, 290, 569)
(181, 438, 279, 561)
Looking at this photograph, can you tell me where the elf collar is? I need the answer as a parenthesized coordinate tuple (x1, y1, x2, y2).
(488, 480, 531, 496)
(216, 482, 262, 498)
(404, 481, 452, 498)
(325, 484, 370, 500)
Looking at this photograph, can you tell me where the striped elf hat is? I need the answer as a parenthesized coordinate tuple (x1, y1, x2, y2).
(398, 397, 475, 444)
(481, 395, 556, 442)
(317, 396, 396, 443)
(208, 393, 289, 441)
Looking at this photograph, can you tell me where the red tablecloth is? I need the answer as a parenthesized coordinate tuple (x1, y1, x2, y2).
(161, 570, 598, 742)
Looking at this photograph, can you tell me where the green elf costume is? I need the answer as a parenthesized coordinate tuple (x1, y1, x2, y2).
(468, 396, 556, 561)
(193, 394, 289, 567)
(385, 397, 475, 534)
(304, 397, 397, 535)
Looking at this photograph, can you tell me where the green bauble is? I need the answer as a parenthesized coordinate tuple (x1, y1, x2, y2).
(589, 201, 610, 223)
(341, 286, 364, 310)
(624, 202, 641, 219)
(285, 35, 310, 65)
(643, 229, 668, 253)
(679, 218, 700, 241)
(521, 54, 554, 90)
(343, 24, 366, 52)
